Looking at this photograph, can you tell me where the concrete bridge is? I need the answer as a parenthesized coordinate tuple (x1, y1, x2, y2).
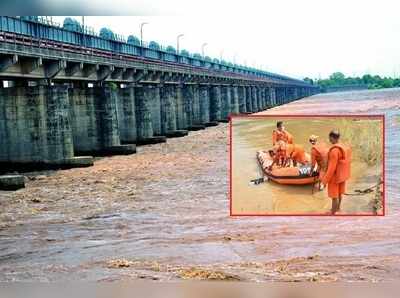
(0, 17, 319, 170)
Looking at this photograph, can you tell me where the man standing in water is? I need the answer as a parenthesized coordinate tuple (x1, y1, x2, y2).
(272, 121, 293, 146)
(321, 130, 351, 215)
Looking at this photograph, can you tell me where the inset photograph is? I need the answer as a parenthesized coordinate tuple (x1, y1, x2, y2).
(230, 115, 384, 216)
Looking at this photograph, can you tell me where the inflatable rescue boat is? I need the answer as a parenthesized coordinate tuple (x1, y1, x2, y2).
(257, 150, 318, 185)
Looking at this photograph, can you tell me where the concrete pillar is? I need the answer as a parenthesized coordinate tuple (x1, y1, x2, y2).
(117, 85, 137, 144)
(69, 85, 136, 155)
(135, 84, 166, 145)
(257, 87, 264, 111)
(161, 84, 188, 138)
(275, 88, 281, 105)
(245, 86, 252, 112)
(183, 84, 204, 130)
(264, 87, 271, 108)
(0, 85, 92, 168)
(230, 86, 240, 115)
(270, 87, 276, 106)
(176, 84, 188, 130)
(190, 84, 205, 129)
(251, 86, 258, 112)
(199, 85, 214, 126)
(293, 87, 299, 100)
(160, 84, 177, 134)
(279, 88, 285, 105)
(147, 84, 162, 136)
(238, 86, 247, 113)
(220, 85, 231, 121)
(209, 85, 222, 122)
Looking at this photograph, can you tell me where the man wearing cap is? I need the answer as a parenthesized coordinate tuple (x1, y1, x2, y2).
(309, 134, 329, 179)
(272, 121, 293, 146)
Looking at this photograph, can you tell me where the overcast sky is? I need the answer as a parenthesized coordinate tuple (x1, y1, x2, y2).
(52, 0, 400, 80)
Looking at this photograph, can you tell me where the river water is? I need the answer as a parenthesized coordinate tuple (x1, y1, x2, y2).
(0, 88, 399, 281)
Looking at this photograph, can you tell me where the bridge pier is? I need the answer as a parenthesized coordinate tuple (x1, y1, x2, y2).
(293, 87, 299, 100)
(160, 84, 188, 138)
(275, 87, 282, 105)
(182, 84, 202, 130)
(135, 84, 166, 145)
(175, 84, 189, 130)
(146, 84, 163, 136)
(199, 85, 216, 126)
(257, 87, 264, 111)
(245, 86, 252, 112)
(160, 84, 176, 135)
(117, 85, 137, 144)
(0, 84, 93, 170)
(263, 87, 270, 108)
(238, 86, 247, 113)
(269, 87, 276, 106)
(210, 85, 222, 122)
(220, 85, 231, 121)
(69, 84, 135, 155)
(251, 86, 258, 112)
(230, 85, 240, 115)
(192, 85, 202, 127)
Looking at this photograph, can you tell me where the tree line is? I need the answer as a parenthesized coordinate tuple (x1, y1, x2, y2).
(303, 72, 400, 90)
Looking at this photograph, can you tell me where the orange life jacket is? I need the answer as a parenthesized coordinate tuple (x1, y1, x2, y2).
(312, 142, 329, 171)
(273, 130, 293, 145)
(328, 143, 352, 183)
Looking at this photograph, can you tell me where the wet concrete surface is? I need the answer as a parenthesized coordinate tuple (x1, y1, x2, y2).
(0, 88, 399, 281)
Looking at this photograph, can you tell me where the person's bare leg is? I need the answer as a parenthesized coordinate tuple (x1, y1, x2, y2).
(331, 198, 338, 215)
(338, 195, 342, 212)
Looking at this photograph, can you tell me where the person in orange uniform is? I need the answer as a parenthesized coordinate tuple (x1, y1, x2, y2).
(267, 145, 287, 170)
(284, 142, 308, 167)
(309, 134, 329, 178)
(321, 130, 352, 215)
(270, 141, 307, 168)
(272, 121, 293, 146)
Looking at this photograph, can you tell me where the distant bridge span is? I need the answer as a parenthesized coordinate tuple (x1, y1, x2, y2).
(0, 16, 319, 168)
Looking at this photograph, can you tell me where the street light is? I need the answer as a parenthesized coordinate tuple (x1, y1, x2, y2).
(201, 42, 208, 58)
(176, 34, 184, 55)
(140, 22, 149, 48)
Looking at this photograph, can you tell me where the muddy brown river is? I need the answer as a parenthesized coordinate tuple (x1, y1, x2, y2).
(231, 117, 382, 215)
(0, 88, 399, 281)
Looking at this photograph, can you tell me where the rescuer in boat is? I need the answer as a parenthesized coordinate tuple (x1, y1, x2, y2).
(321, 130, 352, 215)
(272, 121, 293, 146)
(309, 135, 329, 188)
(268, 140, 307, 170)
(267, 146, 286, 170)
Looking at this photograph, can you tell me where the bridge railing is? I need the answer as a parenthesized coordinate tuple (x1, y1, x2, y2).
(0, 16, 315, 87)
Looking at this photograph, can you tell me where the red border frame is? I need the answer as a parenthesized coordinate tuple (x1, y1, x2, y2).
(228, 114, 386, 217)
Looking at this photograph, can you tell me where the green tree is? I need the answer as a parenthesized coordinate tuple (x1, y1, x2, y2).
(329, 72, 346, 84)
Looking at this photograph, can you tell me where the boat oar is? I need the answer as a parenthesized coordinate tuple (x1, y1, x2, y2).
(249, 177, 269, 186)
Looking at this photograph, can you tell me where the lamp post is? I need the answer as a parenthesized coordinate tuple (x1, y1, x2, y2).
(176, 34, 184, 55)
(201, 42, 208, 58)
(220, 50, 224, 61)
(140, 22, 148, 48)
